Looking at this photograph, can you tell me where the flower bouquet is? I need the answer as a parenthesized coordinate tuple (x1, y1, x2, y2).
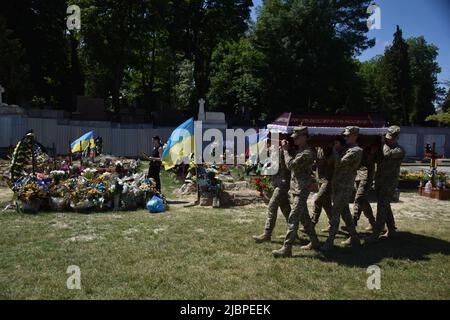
(251, 176, 274, 200)
(13, 176, 49, 213)
(81, 168, 97, 180)
(48, 180, 70, 211)
(117, 174, 146, 210)
(69, 178, 96, 212)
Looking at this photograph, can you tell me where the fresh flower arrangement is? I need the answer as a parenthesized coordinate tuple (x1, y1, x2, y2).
(251, 176, 274, 195)
(12, 176, 49, 202)
(139, 178, 157, 192)
(81, 168, 97, 180)
(11, 161, 166, 213)
(50, 170, 67, 183)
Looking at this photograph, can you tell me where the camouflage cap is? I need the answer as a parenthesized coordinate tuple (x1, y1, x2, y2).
(342, 126, 360, 136)
(385, 125, 401, 139)
(291, 126, 309, 138)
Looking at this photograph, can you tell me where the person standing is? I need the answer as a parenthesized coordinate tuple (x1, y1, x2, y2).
(366, 126, 405, 243)
(311, 139, 344, 232)
(351, 145, 377, 231)
(321, 126, 363, 252)
(272, 127, 320, 258)
(146, 136, 164, 192)
(253, 145, 291, 243)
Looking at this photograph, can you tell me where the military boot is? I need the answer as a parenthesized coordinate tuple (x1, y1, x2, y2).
(364, 232, 381, 244)
(353, 216, 359, 228)
(252, 233, 271, 243)
(301, 239, 321, 250)
(341, 235, 361, 247)
(320, 238, 334, 252)
(380, 228, 397, 239)
(272, 246, 292, 258)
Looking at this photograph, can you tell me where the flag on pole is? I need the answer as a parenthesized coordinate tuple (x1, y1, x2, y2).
(248, 132, 259, 164)
(162, 118, 195, 170)
(257, 129, 269, 155)
(70, 131, 95, 153)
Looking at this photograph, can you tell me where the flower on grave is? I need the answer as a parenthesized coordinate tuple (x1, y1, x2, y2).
(81, 168, 97, 180)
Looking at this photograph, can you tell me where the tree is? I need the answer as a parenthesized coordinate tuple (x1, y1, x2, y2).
(0, 16, 29, 104)
(251, 0, 375, 117)
(208, 37, 264, 119)
(380, 26, 413, 125)
(79, 0, 142, 111)
(441, 87, 450, 112)
(357, 56, 385, 113)
(407, 37, 442, 125)
(2, 0, 71, 108)
(426, 111, 450, 126)
(175, 58, 195, 113)
(168, 0, 253, 113)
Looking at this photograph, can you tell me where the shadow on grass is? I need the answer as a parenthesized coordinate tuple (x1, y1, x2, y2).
(313, 232, 450, 267)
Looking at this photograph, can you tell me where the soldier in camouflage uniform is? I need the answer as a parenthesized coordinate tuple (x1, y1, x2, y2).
(311, 146, 334, 232)
(253, 146, 291, 243)
(366, 126, 405, 243)
(272, 127, 320, 258)
(321, 126, 363, 251)
(352, 145, 377, 230)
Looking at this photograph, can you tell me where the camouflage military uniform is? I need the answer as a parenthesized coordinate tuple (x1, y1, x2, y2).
(353, 150, 376, 228)
(263, 150, 291, 235)
(373, 142, 405, 235)
(312, 147, 334, 225)
(282, 145, 318, 248)
(325, 143, 363, 246)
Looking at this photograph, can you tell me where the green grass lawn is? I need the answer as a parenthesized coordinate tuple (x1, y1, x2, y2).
(0, 172, 449, 299)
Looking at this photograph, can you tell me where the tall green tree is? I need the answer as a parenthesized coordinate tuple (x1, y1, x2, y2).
(441, 87, 450, 113)
(0, 16, 29, 104)
(2, 0, 71, 108)
(356, 56, 385, 113)
(168, 0, 252, 113)
(208, 37, 264, 119)
(380, 26, 412, 125)
(79, 0, 142, 111)
(407, 37, 442, 125)
(251, 0, 374, 117)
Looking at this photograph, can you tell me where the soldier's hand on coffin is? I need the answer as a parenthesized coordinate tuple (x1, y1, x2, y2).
(281, 140, 290, 150)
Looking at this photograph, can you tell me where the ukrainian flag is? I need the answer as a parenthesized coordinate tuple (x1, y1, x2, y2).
(257, 129, 269, 155)
(162, 118, 195, 170)
(71, 131, 95, 153)
(248, 132, 259, 164)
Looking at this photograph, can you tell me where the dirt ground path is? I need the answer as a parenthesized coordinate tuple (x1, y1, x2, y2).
(0, 188, 13, 206)
(1, 187, 449, 221)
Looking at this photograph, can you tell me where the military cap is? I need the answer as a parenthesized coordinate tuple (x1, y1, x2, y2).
(385, 125, 401, 139)
(291, 126, 309, 138)
(342, 126, 360, 136)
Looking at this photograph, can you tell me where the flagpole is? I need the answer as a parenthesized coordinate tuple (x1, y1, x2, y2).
(79, 141, 83, 167)
(196, 164, 200, 204)
(31, 135, 36, 175)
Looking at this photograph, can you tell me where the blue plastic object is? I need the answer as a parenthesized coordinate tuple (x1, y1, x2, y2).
(146, 196, 165, 213)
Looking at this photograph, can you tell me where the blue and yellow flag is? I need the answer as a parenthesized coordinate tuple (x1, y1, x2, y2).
(71, 131, 95, 153)
(248, 132, 259, 164)
(162, 118, 195, 170)
(257, 129, 269, 154)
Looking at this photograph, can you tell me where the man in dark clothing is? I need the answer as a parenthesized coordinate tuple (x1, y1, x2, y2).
(146, 136, 164, 192)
